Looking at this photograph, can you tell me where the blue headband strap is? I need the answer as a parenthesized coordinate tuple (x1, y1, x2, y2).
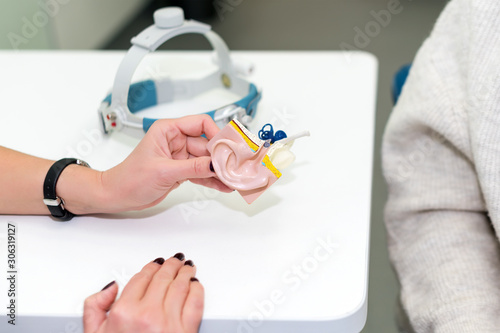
(103, 81, 261, 133)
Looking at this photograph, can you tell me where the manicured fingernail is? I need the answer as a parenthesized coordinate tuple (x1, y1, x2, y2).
(190, 277, 199, 282)
(184, 260, 194, 267)
(173, 252, 185, 261)
(153, 257, 165, 265)
(101, 281, 116, 291)
(209, 161, 215, 172)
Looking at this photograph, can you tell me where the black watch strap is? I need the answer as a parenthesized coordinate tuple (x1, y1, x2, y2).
(43, 158, 90, 221)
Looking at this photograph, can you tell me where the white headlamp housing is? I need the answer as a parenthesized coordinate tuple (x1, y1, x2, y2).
(99, 7, 261, 138)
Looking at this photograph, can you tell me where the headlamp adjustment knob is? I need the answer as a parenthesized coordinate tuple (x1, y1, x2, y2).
(154, 7, 184, 29)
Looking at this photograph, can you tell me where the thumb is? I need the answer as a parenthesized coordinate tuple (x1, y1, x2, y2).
(83, 281, 118, 333)
(166, 156, 214, 181)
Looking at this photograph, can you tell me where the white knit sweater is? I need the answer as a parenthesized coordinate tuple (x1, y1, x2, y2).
(382, 0, 500, 331)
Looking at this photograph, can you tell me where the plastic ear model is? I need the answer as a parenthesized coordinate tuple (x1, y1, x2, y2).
(207, 120, 309, 204)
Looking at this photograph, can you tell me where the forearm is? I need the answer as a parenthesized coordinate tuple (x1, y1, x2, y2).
(0, 116, 227, 217)
(0, 146, 107, 216)
(0, 146, 53, 214)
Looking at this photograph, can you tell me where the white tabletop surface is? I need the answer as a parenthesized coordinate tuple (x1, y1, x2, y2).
(0, 50, 377, 333)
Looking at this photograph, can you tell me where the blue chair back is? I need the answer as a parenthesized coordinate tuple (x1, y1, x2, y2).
(392, 64, 412, 104)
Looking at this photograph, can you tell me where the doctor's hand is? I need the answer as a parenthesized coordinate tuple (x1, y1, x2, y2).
(83, 253, 204, 333)
(0, 115, 231, 216)
(96, 114, 232, 213)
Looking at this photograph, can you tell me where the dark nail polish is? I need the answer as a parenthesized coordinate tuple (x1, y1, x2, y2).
(209, 161, 215, 172)
(101, 281, 116, 291)
(190, 277, 199, 282)
(173, 252, 185, 261)
(184, 260, 194, 267)
(153, 257, 165, 265)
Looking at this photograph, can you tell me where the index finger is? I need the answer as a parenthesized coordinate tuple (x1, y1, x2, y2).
(119, 259, 163, 303)
(163, 115, 221, 140)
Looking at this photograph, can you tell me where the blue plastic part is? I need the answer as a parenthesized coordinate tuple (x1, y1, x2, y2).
(205, 110, 216, 120)
(128, 80, 157, 113)
(258, 123, 287, 144)
(102, 80, 158, 113)
(259, 123, 274, 141)
(273, 130, 287, 142)
(103, 93, 112, 105)
(234, 83, 261, 118)
(392, 64, 411, 104)
(143, 117, 157, 132)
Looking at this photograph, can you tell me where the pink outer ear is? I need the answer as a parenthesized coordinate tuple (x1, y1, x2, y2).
(207, 121, 279, 204)
(210, 139, 273, 191)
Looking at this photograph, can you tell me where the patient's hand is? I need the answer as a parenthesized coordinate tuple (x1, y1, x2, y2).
(83, 253, 204, 333)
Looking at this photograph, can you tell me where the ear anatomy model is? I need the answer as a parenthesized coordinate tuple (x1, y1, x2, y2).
(207, 119, 309, 204)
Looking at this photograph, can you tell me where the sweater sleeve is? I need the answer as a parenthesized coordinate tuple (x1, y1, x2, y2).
(382, 0, 500, 331)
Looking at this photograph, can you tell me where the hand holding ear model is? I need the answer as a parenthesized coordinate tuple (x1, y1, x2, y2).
(0, 115, 232, 216)
(98, 115, 233, 213)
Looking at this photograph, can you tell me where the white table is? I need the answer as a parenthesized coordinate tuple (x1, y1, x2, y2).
(0, 50, 377, 333)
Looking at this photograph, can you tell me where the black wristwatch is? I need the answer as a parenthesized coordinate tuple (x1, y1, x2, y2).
(43, 158, 90, 221)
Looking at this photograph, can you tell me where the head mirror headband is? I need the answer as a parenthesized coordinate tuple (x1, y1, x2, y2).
(99, 7, 262, 138)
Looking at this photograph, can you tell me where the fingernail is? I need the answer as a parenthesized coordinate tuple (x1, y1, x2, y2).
(184, 260, 194, 267)
(101, 281, 116, 291)
(153, 257, 165, 265)
(173, 252, 185, 261)
(209, 161, 215, 172)
(190, 277, 199, 282)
